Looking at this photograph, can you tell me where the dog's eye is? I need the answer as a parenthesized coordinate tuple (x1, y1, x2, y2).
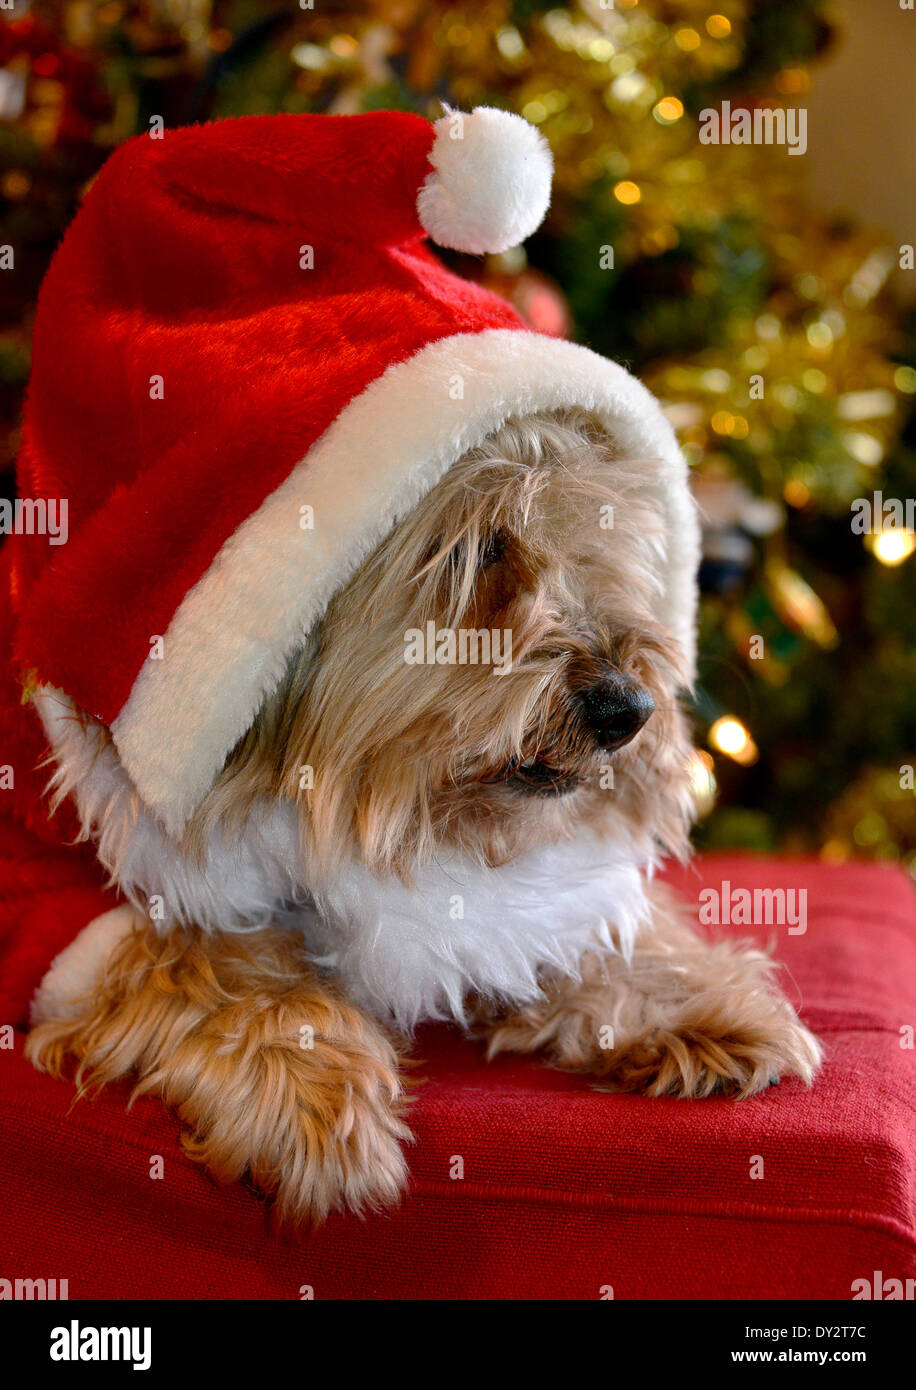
(479, 531, 507, 569)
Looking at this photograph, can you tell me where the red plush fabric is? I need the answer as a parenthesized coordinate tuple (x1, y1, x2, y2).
(11, 111, 523, 729)
(1, 836, 914, 1299)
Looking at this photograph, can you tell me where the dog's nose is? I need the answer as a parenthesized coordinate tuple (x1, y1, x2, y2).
(578, 673, 655, 751)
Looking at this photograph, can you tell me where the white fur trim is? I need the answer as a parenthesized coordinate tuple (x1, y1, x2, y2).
(417, 106, 552, 254)
(30, 903, 137, 1024)
(33, 687, 306, 932)
(30, 689, 654, 1029)
(308, 834, 652, 1032)
(106, 329, 698, 836)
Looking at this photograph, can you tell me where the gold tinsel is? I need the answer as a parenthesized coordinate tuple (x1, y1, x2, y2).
(821, 767, 916, 880)
(264, 0, 910, 517)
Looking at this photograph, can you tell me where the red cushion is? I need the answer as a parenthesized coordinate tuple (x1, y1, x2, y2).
(1, 855, 914, 1300)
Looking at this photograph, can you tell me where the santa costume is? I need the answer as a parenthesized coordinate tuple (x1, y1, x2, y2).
(0, 106, 697, 1028)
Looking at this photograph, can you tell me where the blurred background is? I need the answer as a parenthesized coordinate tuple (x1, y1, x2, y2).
(2, 0, 915, 872)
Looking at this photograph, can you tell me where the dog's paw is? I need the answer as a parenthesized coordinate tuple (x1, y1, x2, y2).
(27, 921, 412, 1224)
(481, 933, 822, 1101)
(594, 999, 823, 1099)
(172, 996, 414, 1224)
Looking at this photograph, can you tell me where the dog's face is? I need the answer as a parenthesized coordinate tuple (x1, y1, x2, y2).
(199, 410, 694, 880)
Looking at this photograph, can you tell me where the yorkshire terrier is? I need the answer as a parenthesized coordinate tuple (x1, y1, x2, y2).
(27, 406, 821, 1222)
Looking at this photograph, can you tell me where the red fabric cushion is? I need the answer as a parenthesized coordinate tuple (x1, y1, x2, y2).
(1, 854, 914, 1300)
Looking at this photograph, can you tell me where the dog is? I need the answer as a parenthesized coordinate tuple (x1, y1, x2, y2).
(26, 405, 821, 1223)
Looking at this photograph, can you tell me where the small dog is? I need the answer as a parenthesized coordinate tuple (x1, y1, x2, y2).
(27, 406, 821, 1222)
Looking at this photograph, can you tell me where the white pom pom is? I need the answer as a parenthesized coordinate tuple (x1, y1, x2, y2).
(417, 106, 553, 255)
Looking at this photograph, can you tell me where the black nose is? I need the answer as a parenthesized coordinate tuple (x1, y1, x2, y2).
(578, 673, 655, 751)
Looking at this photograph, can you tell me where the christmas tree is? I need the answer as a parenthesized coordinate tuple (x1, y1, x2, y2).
(2, 0, 914, 872)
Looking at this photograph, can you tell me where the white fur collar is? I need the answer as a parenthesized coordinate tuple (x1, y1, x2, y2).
(307, 838, 651, 1031)
(33, 686, 653, 1030)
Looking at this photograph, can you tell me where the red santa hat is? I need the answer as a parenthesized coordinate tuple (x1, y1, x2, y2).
(13, 107, 698, 837)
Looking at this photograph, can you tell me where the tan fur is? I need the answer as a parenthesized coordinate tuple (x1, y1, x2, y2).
(32, 409, 821, 1222)
(26, 911, 411, 1224)
(477, 883, 822, 1098)
(187, 408, 694, 881)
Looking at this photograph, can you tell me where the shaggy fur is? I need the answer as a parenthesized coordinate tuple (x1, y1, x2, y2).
(189, 408, 693, 880)
(477, 881, 822, 1098)
(28, 408, 822, 1223)
(28, 909, 411, 1223)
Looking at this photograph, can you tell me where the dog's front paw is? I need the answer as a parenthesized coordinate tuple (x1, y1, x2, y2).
(601, 938, 824, 1098)
(27, 921, 412, 1224)
(481, 930, 822, 1100)
(594, 991, 823, 1099)
(173, 994, 413, 1224)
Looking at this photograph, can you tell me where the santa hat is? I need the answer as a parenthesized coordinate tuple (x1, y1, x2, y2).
(14, 108, 698, 838)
